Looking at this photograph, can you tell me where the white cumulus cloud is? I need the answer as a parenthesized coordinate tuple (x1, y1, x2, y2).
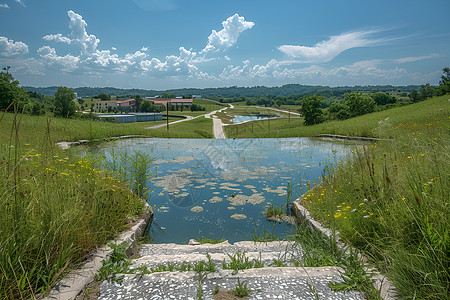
(37, 46, 80, 71)
(278, 30, 383, 63)
(202, 14, 254, 54)
(14, 0, 25, 7)
(0, 3, 9, 8)
(0, 36, 29, 56)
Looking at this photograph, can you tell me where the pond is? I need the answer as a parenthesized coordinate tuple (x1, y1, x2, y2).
(91, 138, 354, 243)
(232, 114, 279, 124)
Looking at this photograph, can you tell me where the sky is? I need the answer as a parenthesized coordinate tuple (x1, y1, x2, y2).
(0, 0, 449, 90)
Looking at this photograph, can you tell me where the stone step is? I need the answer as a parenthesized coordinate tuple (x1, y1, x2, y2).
(132, 251, 296, 271)
(99, 267, 365, 300)
(138, 240, 299, 257)
(134, 241, 301, 271)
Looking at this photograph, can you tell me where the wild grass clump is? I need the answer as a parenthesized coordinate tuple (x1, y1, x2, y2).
(301, 103, 449, 299)
(0, 108, 148, 298)
(196, 236, 226, 244)
(289, 222, 379, 299)
(264, 204, 284, 218)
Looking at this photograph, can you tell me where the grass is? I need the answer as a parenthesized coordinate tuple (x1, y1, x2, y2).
(222, 252, 264, 275)
(264, 204, 285, 218)
(229, 279, 254, 298)
(0, 108, 151, 298)
(298, 95, 449, 299)
(289, 222, 380, 299)
(196, 236, 226, 244)
(146, 116, 214, 138)
(224, 95, 449, 139)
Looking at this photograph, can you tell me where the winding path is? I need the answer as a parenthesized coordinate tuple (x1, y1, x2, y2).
(256, 106, 301, 116)
(212, 117, 226, 139)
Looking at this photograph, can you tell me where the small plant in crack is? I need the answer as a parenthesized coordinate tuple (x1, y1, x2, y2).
(95, 242, 131, 284)
(270, 258, 288, 267)
(212, 286, 220, 295)
(222, 252, 265, 275)
(229, 278, 255, 298)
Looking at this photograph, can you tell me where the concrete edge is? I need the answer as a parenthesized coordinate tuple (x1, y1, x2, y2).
(56, 135, 152, 150)
(314, 134, 391, 142)
(41, 203, 153, 300)
(291, 199, 397, 300)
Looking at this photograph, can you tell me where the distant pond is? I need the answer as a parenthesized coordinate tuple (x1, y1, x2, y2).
(91, 138, 354, 243)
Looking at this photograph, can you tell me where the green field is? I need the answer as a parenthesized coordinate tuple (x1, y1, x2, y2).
(224, 95, 449, 139)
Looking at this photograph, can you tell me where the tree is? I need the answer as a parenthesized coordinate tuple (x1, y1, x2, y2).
(409, 90, 420, 102)
(439, 67, 450, 86)
(95, 93, 111, 101)
(300, 95, 324, 126)
(437, 67, 450, 95)
(419, 83, 436, 100)
(372, 92, 396, 106)
(344, 92, 375, 117)
(0, 69, 29, 110)
(54, 87, 76, 117)
(160, 92, 176, 99)
(134, 95, 142, 112)
(140, 100, 157, 112)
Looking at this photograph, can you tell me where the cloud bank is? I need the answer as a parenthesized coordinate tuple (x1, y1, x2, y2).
(0, 36, 28, 56)
(278, 30, 383, 63)
(38, 10, 254, 77)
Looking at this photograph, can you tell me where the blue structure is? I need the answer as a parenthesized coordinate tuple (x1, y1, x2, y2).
(97, 113, 163, 123)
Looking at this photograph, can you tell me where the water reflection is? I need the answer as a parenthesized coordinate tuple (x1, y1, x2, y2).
(92, 138, 354, 243)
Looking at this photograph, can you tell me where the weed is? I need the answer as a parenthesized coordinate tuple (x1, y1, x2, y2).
(286, 181, 293, 215)
(264, 204, 284, 218)
(229, 279, 254, 298)
(212, 286, 220, 295)
(196, 236, 226, 244)
(270, 259, 288, 267)
(250, 225, 280, 242)
(95, 242, 131, 284)
(222, 252, 264, 275)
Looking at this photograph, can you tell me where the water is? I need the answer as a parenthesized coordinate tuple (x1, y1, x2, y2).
(233, 114, 278, 124)
(91, 138, 354, 243)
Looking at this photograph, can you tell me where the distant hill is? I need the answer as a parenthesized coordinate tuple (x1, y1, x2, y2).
(23, 84, 421, 98)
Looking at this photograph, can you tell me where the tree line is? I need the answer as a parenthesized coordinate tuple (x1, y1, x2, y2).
(300, 67, 450, 126)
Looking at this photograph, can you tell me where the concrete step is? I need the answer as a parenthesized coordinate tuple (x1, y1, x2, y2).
(99, 267, 365, 300)
(134, 241, 301, 270)
(138, 240, 299, 256)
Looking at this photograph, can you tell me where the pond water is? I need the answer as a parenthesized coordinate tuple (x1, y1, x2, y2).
(91, 138, 354, 243)
(232, 114, 278, 124)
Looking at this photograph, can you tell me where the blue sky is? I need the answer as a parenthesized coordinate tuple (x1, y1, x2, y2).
(1, 0, 449, 89)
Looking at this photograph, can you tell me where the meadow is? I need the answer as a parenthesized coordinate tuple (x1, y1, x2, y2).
(294, 96, 449, 299)
(0, 95, 447, 299)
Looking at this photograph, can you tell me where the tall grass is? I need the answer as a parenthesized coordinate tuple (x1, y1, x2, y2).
(0, 108, 147, 298)
(301, 102, 449, 299)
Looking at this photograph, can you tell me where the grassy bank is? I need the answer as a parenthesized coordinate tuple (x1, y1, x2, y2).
(224, 95, 449, 139)
(0, 113, 214, 146)
(0, 110, 160, 298)
(296, 96, 449, 299)
(145, 116, 213, 138)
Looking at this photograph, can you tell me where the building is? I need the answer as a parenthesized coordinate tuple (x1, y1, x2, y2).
(117, 99, 136, 111)
(144, 98, 193, 107)
(95, 100, 119, 112)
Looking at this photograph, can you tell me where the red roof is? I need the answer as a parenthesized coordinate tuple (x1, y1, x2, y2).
(146, 98, 193, 105)
(118, 99, 135, 103)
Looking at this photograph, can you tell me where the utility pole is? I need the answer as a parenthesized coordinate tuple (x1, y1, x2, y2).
(166, 101, 169, 131)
